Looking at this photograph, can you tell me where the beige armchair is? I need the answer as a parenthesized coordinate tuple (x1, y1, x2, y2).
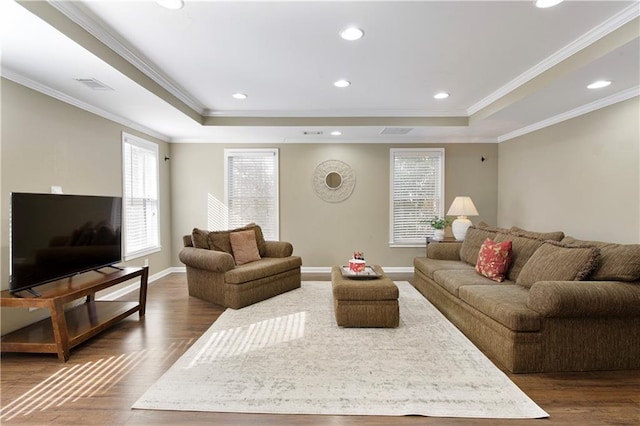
(179, 225, 302, 309)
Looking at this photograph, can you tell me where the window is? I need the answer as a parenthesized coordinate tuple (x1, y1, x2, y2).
(390, 148, 444, 246)
(122, 133, 160, 260)
(224, 149, 279, 240)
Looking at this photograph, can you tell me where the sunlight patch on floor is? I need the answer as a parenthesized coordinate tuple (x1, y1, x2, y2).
(188, 311, 307, 367)
(0, 339, 192, 421)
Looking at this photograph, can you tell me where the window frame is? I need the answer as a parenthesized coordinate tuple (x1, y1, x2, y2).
(223, 148, 279, 240)
(389, 148, 445, 247)
(121, 132, 161, 261)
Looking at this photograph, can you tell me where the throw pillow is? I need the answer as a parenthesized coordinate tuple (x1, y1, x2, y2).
(509, 226, 564, 242)
(475, 238, 512, 282)
(494, 233, 546, 282)
(191, 228, 210, 249)
(459, 227, 498, 266)
(562, 237, 640, 282)
(229, 230, 262, 265)
(516, 241, 601, 288)
(208, 230, 232, 253)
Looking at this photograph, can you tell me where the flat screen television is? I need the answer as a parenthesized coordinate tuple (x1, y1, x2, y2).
(10, 192, 122, 295)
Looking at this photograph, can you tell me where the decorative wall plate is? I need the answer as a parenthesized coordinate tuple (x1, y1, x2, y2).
(312, 160, 355, 203)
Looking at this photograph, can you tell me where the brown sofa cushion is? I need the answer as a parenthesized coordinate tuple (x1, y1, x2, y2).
(459, 227, 498, 266)
(509, 226, 564, 241)
(229, 230, 261, 265)
(458, 284, 541, 332)
(494, 233, 545, 282)
(516, 241, 601, 288)
(433, 269, 503, 297)
(191, 228, 211, 249)
(562, 237, 640, 282)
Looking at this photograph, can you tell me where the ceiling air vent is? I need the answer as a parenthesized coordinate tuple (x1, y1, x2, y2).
(75, 78, 114, 91)
(303, 130, 323, 135)
(380, 127, 413, 135)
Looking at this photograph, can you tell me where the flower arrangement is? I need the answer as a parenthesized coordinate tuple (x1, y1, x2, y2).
(349, 251, 365, 273)
(429, 216, 452, 230)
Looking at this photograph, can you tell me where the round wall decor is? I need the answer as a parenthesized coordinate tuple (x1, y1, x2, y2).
(312, 159, 356, 203)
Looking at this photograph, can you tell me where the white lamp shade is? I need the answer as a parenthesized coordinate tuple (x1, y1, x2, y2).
(446, 196, 479, 217)
(447, 197, 479, 240)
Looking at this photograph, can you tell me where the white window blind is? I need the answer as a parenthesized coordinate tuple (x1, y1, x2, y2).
(224, 149, 279, 240)
(390, 148, 445, 245)
(122, 133, 160, 260)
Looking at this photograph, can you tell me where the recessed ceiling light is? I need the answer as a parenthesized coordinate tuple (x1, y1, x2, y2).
(232, 93, 248, 99)
(587, 80, 612, 89)
(434, 92, 450, 99)
(535, 0, 564, 8)
(156, 0, 184, 10)
(334, 80, 351, 88)
(330, 131, 342, 136)
(340, 27, 364, 41)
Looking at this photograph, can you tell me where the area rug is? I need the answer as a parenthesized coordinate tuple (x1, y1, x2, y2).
(133, 282, 548, 418)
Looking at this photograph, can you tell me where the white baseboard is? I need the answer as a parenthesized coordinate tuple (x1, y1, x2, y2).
(97, 267, 179, 301)
(101, 265, 415, 299)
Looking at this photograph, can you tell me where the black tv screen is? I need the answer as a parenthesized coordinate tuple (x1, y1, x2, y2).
(10, 193, 122, 294)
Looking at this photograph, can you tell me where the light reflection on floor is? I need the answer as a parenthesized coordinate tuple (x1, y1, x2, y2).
(0, 339, 192, 422)
(188, 311, 307, 368)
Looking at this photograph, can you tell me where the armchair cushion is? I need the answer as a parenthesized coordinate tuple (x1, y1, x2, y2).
(191, 228, 211, 249)
(229, 230, 261, 265)
(208, 223, 267, 256)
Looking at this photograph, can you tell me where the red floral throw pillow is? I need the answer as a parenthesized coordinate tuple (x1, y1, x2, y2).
(475, 238, 513, 282)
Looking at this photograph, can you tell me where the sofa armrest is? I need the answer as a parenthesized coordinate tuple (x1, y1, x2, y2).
(178, 247, 235, 273)
(264, 241, 294, 258)
(426, 242, 462, 261)
(527, 280, 640, 318)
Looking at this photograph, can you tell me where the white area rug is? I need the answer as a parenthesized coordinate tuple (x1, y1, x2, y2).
(133, 282, 548, 418)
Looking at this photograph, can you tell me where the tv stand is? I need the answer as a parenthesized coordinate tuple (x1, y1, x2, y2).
(1, 266, 148, 362)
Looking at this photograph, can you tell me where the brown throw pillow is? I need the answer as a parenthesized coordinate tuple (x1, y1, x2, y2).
(516, 241, 601, 288)
(208, 230, 232, 253)
(229, 230, 261, 265)
(191, 228, 210, 249)
(562, 237, 640, 282)
(509, 226, 564, 242)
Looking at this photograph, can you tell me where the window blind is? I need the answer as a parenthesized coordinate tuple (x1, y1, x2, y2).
(122, 133, 160, 259)
(390, 148, 444, 245)
(224, 149, 279, 240)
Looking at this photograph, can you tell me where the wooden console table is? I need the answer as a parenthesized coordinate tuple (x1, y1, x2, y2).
(1, 266, 148, 362)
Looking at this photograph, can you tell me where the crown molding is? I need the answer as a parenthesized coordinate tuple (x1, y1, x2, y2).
(468, 3, 640, 116)
(2, 68, 170, 142)
(49, 0, 206, 115)
(204, 108, 469, 118)
(497, 86, 640, 142)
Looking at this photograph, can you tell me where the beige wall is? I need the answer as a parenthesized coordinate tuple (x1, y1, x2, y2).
(498, 97, 640, 243)
(171, 142, 498, 268)
(1, 79, 173, 334)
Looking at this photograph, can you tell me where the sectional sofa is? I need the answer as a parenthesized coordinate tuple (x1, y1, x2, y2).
(413, 224, 640, 373)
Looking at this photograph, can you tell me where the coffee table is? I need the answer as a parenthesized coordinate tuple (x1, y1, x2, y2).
(331, 265, 399, 328)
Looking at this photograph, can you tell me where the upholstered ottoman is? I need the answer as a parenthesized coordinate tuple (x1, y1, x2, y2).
(331, 265, 399, 328)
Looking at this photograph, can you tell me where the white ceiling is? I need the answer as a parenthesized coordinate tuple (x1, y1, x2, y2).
(1, 0, 638, 144)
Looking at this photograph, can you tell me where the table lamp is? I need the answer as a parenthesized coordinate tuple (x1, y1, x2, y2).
(447, 196, 479, 240)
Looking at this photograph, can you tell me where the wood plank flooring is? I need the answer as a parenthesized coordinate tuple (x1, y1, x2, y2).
(1, 272, 639, 425)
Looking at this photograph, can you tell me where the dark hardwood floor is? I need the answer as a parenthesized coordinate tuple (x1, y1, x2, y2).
(1, 272, 639, 425)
